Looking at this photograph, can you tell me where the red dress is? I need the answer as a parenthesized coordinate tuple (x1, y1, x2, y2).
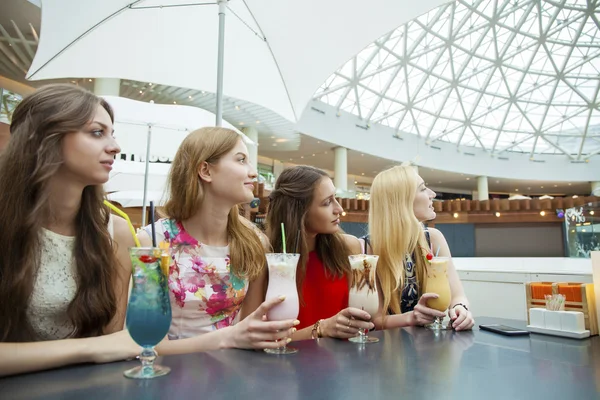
(297, 251, 349, 329)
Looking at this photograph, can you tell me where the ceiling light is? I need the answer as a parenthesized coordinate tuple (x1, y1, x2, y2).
(572, 195, 578, 198)
(515, 189, 519, 192)
(466, 178, 470, 181)
(341, 211, 347, 217)
(495, 212, 501, 217)
(88, 79, 93, 82)
(541, 186, 544, 189)
(301, 156, 304, 159)
(540, 211, 546, 216)
(453, 213, 459, 218)
(239, 122, 245, 125)
(361, 173, 365, 176)
(188, 95, 193, 99)
(149, 83, 153, 86)
(173, 101, 177, 104)
(139, 90, 143, 94)
(275, 138, 288, 143)
(235, 105, 240, 110)
(590, 211, 595, 215)
(312, 153, 316, 157)
(354, 181, 358, 184)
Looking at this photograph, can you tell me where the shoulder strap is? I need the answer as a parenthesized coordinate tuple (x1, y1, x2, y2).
(424, 227, 431, 249)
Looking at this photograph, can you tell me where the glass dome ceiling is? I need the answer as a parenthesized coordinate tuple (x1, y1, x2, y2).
(314, 0, 600, 159)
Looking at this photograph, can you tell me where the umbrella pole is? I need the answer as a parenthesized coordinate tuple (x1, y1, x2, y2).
(141, 124, 152, 227)
(215, 0, 227, 126)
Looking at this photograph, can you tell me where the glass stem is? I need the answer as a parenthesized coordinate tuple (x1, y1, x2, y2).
(139, 346, 157, 377)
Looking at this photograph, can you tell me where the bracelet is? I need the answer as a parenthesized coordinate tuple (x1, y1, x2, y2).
(311, 319, 323, 339)
(452, 303, 469, 312)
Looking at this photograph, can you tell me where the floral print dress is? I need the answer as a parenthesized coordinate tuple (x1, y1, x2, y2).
(144, 219, 248, 339)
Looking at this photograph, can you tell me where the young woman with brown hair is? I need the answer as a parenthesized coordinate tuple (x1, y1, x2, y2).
(139, 127, 298, 353)
(0, 84, 139, 377)
(266, 166, 373, 341)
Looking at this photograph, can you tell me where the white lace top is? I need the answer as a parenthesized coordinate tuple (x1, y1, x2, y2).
(26, 218, 114, 341)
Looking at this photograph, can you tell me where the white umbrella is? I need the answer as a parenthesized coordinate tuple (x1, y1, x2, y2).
(105, 160, 170, 194)
(108, 190, 166, 208)
(27, 0, 449, 124)
(104, 96, 249, 224)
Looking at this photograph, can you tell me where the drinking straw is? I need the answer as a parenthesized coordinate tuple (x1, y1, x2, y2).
(435, 246, 440, 257)
(294, 229, 301, 254)
(281, 222, 287, 254)
(103, 200, 141, 247)
(150, 201, 157, 248)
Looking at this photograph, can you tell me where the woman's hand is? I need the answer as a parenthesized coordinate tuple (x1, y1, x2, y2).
(448, 305, 475, 331)
(87, 330, 141, 364)
(226, 296, 300, 350)
(410, 293, 447, 326)
(320, 307, 374, 339)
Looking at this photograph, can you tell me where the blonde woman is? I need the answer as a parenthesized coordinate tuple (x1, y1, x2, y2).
(366, 165, 474, 331)
(139, 127, 298, 354)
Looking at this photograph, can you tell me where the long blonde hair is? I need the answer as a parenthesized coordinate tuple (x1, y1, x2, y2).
(163, 127, 265, 280)
(369, 164, 430, 315)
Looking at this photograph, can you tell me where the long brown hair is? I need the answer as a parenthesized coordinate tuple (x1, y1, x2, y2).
(266, 166, 352, 294)
(369, 165, 430, 315)
(0, 84, 119, 341)
(163, 127, 265, 280)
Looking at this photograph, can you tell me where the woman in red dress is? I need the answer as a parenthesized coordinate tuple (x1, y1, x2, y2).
(266, 166, 373, 340)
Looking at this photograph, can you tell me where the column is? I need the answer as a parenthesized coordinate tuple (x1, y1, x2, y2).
(592, 181, 600, 196)
(272, 160, 284, 180)
(334, 147, 348, 193)
(241, 127, 258, 169)
(93, 78, 121, 96)
(477, 176, 489, 201)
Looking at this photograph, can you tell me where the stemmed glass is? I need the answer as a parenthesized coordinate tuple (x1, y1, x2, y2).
(124, 247, 172, 379)
(423, 256, 452, 330)
(264, 253, 300, 355)
(348, 255, 380, 343)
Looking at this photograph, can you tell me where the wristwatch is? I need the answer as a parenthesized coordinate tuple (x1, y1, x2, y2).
(452, 303, 469, 311)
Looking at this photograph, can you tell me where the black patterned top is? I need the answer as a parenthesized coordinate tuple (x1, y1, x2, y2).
(362, 229, 431, 314)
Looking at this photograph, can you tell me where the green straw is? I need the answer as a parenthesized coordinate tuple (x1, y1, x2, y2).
(281, 222, 287, 254)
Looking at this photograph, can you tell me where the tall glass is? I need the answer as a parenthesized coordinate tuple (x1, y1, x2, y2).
(264, 253, 300, 355)
(423, 256, 452, 330)
(348, 255, 380, 343)
(124, 247, 172, 379)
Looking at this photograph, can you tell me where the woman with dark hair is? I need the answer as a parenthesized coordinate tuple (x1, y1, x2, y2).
(0, 84, 139, 377)
(266, 166, 373, 340)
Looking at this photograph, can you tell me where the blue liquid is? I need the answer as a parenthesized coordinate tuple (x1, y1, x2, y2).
(126, 307, 171, 347)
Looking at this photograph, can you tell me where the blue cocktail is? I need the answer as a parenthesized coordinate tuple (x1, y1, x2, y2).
(124, 247, 172, 379)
